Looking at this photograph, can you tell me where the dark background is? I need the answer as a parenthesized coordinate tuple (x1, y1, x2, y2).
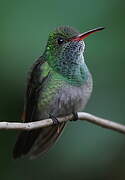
(1, 0, 125, 179)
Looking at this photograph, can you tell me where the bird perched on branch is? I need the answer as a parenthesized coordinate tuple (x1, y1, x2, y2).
(13, 26, 104, 159)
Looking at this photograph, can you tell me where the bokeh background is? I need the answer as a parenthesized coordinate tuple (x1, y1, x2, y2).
(0, 0, 125, 179)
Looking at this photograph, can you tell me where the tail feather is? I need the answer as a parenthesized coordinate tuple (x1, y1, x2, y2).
(13, 129, 41, 159)
(13, 122, 66, 159)
(29, 122, 66, 158)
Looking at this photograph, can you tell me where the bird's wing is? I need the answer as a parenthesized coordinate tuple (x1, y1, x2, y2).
(13, 56, 66, 159)
(23, 55, 47, 122)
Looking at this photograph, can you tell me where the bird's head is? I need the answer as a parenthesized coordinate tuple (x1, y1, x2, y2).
(44, 26, 104, 71)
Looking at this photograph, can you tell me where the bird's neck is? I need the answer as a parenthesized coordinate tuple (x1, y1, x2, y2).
(63, 60, 89, 86)
(49, 53, 89, 86)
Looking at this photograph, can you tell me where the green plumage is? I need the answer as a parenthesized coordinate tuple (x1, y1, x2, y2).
(13, 25, 103, 159)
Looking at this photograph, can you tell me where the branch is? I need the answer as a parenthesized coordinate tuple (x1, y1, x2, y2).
(0, 112, 125, 134)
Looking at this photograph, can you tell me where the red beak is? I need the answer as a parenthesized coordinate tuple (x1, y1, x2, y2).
(69, 27, 104, 41)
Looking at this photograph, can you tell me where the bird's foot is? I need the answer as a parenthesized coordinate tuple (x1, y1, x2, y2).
(49, 114, 59, 125)
(70, 112, 79, 121)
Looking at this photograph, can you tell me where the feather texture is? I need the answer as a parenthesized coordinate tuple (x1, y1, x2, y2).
(13, 26, 93, 159)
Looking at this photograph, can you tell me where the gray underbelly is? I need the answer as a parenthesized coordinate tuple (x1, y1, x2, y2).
(38, 77, 93, 119)
(51, 83, 92, 116)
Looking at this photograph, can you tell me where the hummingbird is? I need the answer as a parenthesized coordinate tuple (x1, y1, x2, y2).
(13, 26, 104, 159)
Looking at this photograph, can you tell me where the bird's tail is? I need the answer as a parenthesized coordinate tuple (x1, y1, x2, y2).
(13, 122, 66, 159)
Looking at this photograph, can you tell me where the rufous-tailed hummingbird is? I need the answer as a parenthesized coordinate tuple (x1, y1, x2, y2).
(13, 26, 104, 159)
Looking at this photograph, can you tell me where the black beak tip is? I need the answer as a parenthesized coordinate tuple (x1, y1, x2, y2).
(99, 27, 105, 31)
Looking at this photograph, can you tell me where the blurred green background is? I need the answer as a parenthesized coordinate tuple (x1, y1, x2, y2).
(0, 0, 125, 179)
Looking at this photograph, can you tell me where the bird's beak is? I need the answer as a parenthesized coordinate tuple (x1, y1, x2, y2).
(68, 27, 104, 41)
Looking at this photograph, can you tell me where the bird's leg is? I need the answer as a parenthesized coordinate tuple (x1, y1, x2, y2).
(49, 114, 60, 125)
(71, 112, 79, 121)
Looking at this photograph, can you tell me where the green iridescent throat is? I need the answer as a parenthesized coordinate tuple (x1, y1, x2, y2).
(44, 52, 89, 86)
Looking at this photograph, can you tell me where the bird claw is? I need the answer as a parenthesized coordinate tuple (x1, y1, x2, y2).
(70, 112, 79, 121)
(49, 114, 59, 125)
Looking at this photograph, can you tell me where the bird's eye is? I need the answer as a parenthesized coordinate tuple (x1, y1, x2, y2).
(57, 37, 64, 45)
